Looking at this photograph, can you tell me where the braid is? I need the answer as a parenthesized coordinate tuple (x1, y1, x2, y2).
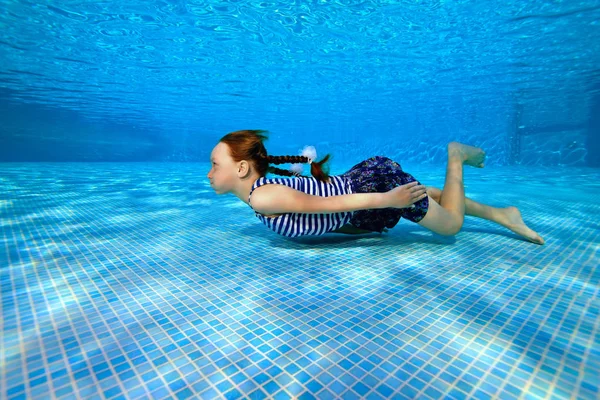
(264, 154, 331, 183)
(266, 155, 310, 165)
(267, 166, 296, 177)
(266, 155, 311, 178)
(219, 130, 331, 183)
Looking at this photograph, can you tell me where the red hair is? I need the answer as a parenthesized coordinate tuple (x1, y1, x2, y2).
(219, 130, 331, 183)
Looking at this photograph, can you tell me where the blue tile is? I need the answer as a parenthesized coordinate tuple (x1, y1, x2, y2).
(224, 388, 243, 399)
(29, 375, 48, 387)
(581, 381, 598, 393)
(424, 385, 443, 399)
(7, 384, 25, 397)
(304, 379, 323, 393)
(262, 380, 281, 394)
(352, 382, 370, 396)
(147, 378, 164, 392)
(103, 386, 122, 398)
(267, 365, 283, 377)
(169, 378, 187, 392)
(151, 387, 172, 399)
(287, 382, 305, 396)
(273, 391, 292, 400)
(95, 369, 113, 381)
(55, 385, 73, 397)
(447, 388, 467, 400)
(298, 392, 318, 400)
(28, 368, 45, 379)
(2, 165, 598, 400)
(253, 372, 270, 385)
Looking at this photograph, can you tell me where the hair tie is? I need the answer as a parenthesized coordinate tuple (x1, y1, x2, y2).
(301, 145, 317, 163)
(288, 145, 317, 177)
(289, 163, 303, 177)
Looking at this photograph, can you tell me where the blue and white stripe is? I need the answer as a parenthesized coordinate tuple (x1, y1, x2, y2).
(248, 175, 354, 237)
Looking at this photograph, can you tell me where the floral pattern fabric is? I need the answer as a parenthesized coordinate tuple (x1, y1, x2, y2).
(340, 156, 430, 233)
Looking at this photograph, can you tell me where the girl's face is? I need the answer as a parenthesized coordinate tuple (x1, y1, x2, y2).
(207, 142, 239, 194)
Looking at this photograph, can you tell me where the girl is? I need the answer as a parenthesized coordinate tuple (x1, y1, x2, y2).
(208, 130, 544, 245)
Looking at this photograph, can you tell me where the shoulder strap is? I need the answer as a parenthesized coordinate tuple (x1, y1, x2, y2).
(248, 176, 269, 204)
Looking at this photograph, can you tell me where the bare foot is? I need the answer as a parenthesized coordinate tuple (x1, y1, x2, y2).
(448, 142, 486, 168)
(499, 206, 545, 245)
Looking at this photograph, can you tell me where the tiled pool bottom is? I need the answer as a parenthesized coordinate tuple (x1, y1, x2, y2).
(1, 162, 599, 400)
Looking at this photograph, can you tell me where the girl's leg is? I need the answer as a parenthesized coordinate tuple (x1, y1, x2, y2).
(417, 142, 485, 236)
(427, 186, 544, 244)
(427, 186, 504, 223)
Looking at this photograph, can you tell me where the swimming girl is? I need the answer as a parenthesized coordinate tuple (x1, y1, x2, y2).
(208, 130, 544, 245)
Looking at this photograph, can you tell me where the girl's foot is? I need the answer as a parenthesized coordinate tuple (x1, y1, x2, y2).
(499, 206, 545, 245)
(448, 142, 486, 168)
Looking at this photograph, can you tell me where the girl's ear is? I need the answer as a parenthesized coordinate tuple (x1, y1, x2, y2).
(237, 160, 250, 174)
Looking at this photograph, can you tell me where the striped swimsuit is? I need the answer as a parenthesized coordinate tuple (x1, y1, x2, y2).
(248, 175, 354, 237)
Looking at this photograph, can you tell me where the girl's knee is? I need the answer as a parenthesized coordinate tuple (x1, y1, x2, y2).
(426, 187, 442, 203)
(417, 198, 463, 236)
(441, 214, 463, 236)
(451, 215, 464, 235)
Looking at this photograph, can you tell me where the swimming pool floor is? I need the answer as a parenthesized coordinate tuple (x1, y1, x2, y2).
(1, 163, 599, 399)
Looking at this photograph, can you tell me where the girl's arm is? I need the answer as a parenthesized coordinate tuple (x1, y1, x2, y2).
(250, 184, 388, 215)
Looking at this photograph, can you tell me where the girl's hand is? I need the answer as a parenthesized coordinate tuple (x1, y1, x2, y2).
(383, 181, 428, 209)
